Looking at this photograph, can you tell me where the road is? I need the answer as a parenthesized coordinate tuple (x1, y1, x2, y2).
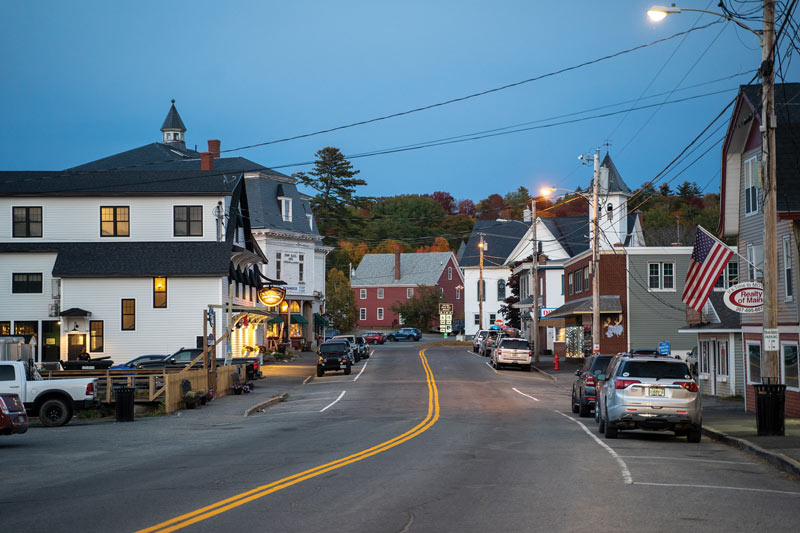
(2, 345, 799, 532)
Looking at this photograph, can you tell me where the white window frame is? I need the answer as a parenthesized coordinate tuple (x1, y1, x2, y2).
(716, 340, 729, 377)
(489, 313, 496, 324)
(714, 261, 739, 291)
(575, 270, 582, 293)
(298, 254, 305, 283)
(448, 267, 452, 280)
(359, 308, 366, 321)
(781, 341, 800, 392)
(407, 287, 414, 299)
(276, 252, 282, 280)
(583, 266, 589, 292)
(377, 288, 384, 299)
(279, 197, 293, 222)
(456, 287, 461, 300)
(744, 155, 759, 216)
(377, 308, 384, 321)
(699, 340, 711, 376)
(359, 288, 367, 299)
(746, 340, 762, 385)
(474, 313, 480, 325)
(648, 262, 675, 292)
(783, 235, 793, 301)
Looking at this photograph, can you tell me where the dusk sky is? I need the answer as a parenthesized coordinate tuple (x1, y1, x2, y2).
(1, 1, 794, 202)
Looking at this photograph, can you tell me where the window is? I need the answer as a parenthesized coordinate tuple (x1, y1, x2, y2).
(407, 288, 414, 299)
(12, 273, 42, 293)
(783, 343, 799, 390)
(715, 261, 739, 290)
(744, 156, 759, 215)
(747, 341, 762, 384)
(90, 321, 104, 352)
(497, 280, 506, 301)
(377, 308, 384, 321)
(699, 341, 710, 375)
(359, 308, 366, 321)
(307, 213, 313, 230)
(14, 321, 36, 336)
(448, 267, 453, 280)
(153, 277, 167, 308)
(575, 270, 582, 292)
(568, 273, 574, 295)
(360, 289, 367, 299)
(456, 287, 461, 300)
(0, 322, 9, 335)
(648, 262, 675, 291)
(299, 254, 305, 283)
(12, 207, 42, 237)
(276, 252, 282, 280)
(784, 235, 793, 300)
(279, 197, 292, 222)
(474, 314, 480, 325)
(477, 280, 485, 301)
(0, 365, 15, 381)
(489, 313, 496, 324)
(101, 206, 130, 237)
(716, 341, 729, 376)
(584, 267, 589, 291)
(174, 206, 203, 236)
(121, 299, 135, 330)
(561, 274, 564, 295)
(747, 244, 755, 280)
(377, 288, 384, 299)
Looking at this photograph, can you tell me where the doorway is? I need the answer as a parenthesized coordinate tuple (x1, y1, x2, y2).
(67, 333, 86, 361)
(42, 320, 60, 362)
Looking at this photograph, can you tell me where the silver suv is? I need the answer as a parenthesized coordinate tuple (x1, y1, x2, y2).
(491, 338, 532, 371)
(597, 355, 702, 442)
(472, 330, 488, 353)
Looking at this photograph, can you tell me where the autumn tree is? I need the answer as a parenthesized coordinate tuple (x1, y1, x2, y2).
(325, 268, 357, 332)
(417, 237, 450, 253)
(476, 194, 505, 219)
(431, 191, 456, 214)
(457, 199, 476, 215)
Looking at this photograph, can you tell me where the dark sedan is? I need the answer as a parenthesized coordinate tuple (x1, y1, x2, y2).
(110, 354, 167, 370)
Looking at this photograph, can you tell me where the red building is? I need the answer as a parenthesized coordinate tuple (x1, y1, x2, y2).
(351, 251, 464, 329)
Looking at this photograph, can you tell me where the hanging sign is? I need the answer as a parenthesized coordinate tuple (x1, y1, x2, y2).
(258, 286, 287, 307)
(723, 282, 764, 314)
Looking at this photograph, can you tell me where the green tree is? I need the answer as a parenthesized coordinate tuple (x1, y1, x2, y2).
(499, 270, 521, 329)
(676, 181, 701, 199)
(503, 186, 531, 219)
(365, 195, 447, 243)
(391, 285, 442, 329)
(325, 268, 357, 332)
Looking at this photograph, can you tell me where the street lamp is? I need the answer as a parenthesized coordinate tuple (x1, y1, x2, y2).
(647, 4, 762, 35)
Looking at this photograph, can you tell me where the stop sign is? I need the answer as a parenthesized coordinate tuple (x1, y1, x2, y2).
(494, 319, 503, 326)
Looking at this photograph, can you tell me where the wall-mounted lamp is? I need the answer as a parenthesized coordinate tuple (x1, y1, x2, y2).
(72, 323, 79, 332)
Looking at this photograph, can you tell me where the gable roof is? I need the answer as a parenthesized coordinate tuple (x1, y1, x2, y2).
(161, 101, 186, 131)
(68, 143, 200, 172)
(352, 252, 458, 287)
(459, 219, 529, 268)
(540, 217, 589, 257)
(680, 291, 740, 331)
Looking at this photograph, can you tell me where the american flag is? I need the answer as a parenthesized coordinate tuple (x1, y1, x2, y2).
(682, 228, 733, 312)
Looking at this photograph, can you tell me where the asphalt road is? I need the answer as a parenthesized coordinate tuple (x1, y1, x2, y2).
(3, 345, 800, 532)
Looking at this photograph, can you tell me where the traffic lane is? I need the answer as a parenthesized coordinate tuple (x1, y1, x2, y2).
(0, 347, 431, 532)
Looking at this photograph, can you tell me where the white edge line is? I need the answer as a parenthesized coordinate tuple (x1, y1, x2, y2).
(303, 375, 312, 385)
(512, 387, 540, 401)
(554, 410, 633, 485)
(618, 456, 757, 465)
(353, 360, 368, 381)
(633, 481, 800, 496)
(320, 390, 346, 412)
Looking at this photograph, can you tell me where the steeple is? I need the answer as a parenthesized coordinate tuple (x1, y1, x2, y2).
(160, 99, 186, 149)
(588, 153, 633, 248)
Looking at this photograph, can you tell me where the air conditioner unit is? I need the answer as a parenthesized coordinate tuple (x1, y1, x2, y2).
(48, 303, 60, 317)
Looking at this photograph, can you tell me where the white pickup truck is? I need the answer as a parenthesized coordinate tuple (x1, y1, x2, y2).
(0, 361, 97, 427)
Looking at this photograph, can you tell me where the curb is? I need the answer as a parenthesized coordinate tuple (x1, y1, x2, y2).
(702, 425, 800, 478)
(243, 393, 288, 417)
(532, 365, 558, 383)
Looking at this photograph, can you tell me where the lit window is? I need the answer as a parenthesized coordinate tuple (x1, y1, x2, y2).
(153, 277, 167, 308)
(90, 321, 104, 352)
(121, 299, 135, 330)
(101, 206, 130, 237)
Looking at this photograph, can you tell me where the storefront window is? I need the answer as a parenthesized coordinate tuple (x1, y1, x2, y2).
(783, 344, 799, 389)
(0, 322, 10, 335)
(290, 324, 302, 337)
(747, 342, 762, 384)
(565, 326, 583, 358)
(555, 327, 566, 343)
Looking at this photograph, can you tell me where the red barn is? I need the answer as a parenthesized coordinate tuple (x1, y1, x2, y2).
(351, 251, 464, 329)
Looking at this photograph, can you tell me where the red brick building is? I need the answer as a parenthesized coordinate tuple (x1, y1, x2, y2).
(351, 251, 464, 329)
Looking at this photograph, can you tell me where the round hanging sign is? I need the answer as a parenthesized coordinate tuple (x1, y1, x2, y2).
(723, 282, 763, 313)
(258, 286, 286, 307)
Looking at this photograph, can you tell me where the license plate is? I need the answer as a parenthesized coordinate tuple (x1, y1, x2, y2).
(648, 387, 665, 397)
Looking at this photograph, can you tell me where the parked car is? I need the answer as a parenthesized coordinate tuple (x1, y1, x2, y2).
(571, 354, 613, 417)
(137, 348, 203, 369)
(629, 348, 660, 356)
(387, 328, 422, 342)
(0, 393, 29, 435)
(472, 330, 488, 353)
(478, 330, 501, 356)
(324, 328, 341, 341)
(452, 319, 465, 335)
(0, 360, 97, 427)
(332, 335, 362, 362)
(596, 355, 701, 442)
(354, 337, 370, 359)
(110, 354, 166, 370)
(490, 338, 532, 371)
(60, 355, 114, 370)
(363, 332, 386, 345)
(317, 341, 353, 376)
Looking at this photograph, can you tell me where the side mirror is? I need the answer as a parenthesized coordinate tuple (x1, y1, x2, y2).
(596, 373, 607, 381)
(575, 370, 581, 376)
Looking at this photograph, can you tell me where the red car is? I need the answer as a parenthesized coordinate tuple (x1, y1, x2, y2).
(363, 332, 386, 345)
(0, 393, 29, 435)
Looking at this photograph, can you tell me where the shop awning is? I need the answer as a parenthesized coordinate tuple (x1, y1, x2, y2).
(314, 313, 328, 326)
(268, 316, 284, 325)
(60, 308, 92, 317)
(546, 296, 622, 319)
(291, 314, 308, 324)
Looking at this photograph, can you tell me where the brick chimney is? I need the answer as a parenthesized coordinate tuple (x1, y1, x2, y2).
(208, 139, 221, 158)
(201, 152, 214, 171)
(394, 249, 401, 281)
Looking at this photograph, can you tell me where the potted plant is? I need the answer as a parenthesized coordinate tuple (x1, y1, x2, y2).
(184, 390, 197, 409)
(196, 389, 208, 405)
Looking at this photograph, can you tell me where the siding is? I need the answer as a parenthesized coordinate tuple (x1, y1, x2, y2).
(464, 266, 510, 335)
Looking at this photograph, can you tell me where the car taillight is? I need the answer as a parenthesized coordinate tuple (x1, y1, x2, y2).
(86, 382, 94, 396)
(253, 362, 259, 372)
(585, 375, 595, 386)
(497, 349, 502, 356)
(675, 381, 699, 392)
(615, 379, 640, 389)
(528, 350, 532, 357)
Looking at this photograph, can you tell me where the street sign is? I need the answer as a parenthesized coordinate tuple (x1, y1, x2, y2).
(439, 324, 452, 333)
(494, 319, 503, 326)
(439, 303, 454, 314)
(440, 314, 452, 324)
(764, 328, 779, 351)
(658, 341, 671, 355)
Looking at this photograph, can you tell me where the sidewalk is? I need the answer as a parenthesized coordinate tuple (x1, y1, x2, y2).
(531, 354, 583, 383)
(702, 395, 800, 477)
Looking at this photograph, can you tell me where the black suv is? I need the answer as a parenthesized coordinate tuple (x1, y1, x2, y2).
(571, 354, 613, 417)
(317, 341, 353, 376)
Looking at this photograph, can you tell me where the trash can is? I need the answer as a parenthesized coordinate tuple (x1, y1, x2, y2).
(754, 378, 786, 436)
(114, 386, 135, 422)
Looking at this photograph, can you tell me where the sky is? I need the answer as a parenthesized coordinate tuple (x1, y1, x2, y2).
(1, 1, 796, 203)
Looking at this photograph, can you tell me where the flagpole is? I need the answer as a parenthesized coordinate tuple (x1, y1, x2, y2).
(696, 225, 760, 276)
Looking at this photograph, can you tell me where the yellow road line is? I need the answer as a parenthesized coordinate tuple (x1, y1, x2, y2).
(138, 349, 439, 533)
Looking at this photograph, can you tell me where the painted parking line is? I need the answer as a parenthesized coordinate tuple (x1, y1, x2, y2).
(485, 361, 499, 374)
(353, 360, 368, 382)
(302, 375, 313, 385)
(619, 456, 757, 466)
(632, 481, 800, 496)
(512, 387, 539, 401)
(320, 391, 346, 412)
(138, 349, 440, 533)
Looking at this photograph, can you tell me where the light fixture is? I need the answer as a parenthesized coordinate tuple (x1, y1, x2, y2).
(257, 286, 286, 307)
(72, 323, 79, 332)
(647, 4, 680, 21)
(540, 187, 555, 198)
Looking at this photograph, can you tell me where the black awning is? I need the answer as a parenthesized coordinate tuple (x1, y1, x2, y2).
(59, 308, 92, 317)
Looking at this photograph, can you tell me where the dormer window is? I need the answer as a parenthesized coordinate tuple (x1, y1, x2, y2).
(279, 197, 292, 222)
(307, 213, 313, 230)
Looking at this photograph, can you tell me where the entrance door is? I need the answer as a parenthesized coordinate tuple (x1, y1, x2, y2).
(67, 334, 86, 361)
(41, 320, 60, 362)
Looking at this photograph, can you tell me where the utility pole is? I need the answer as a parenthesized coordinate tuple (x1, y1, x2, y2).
(592, 150, 601, 355)
(531, 199, 540, 364)
(478, 234, 485, 331)
(761, 0, 778, 380)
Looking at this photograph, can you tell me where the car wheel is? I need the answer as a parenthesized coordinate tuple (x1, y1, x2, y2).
(38, 398, 71, 427)
(571, 389, 579, 413)
(578, 397, 590, 418)
(687, 428, 702, 443)
(344, 364, 352, 375)
(524, 364, 532, 372)
(604, 413, 618, 439)
(317, 367, 324, 377)
(598, 412, 606, 434)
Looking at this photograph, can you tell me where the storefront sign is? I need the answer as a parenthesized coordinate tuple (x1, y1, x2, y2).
(282, 285, 307, 295)
(258, 286, 286, 307)
(283, 252, 300, 263)
(539, 307, 556, 319)
(723, 282, 763, 313)
(764, 328, 779, 351)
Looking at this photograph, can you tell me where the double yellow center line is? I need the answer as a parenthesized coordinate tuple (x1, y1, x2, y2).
(138, 349, 439, 533)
